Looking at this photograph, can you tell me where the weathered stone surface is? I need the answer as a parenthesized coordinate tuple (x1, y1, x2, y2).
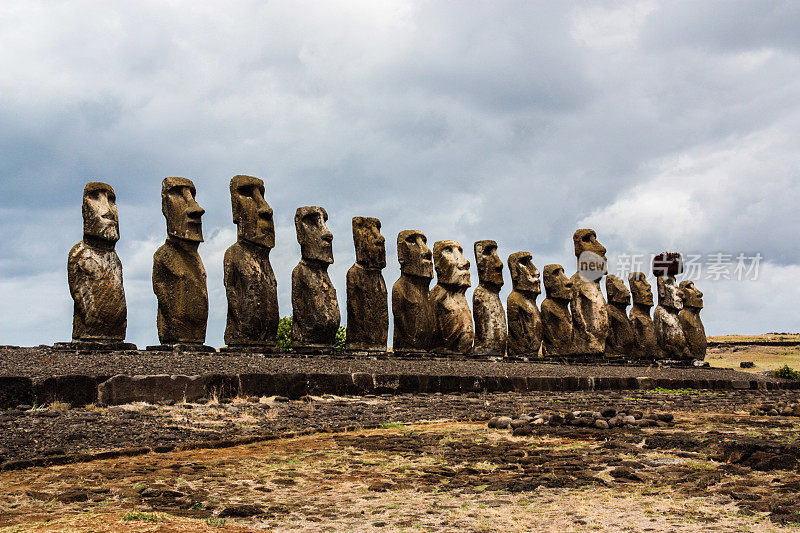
(68, 182, 127, 342)
(570, 229, 609, 356)
(346, 217, 388, 352)
(679, 280, 707, 360)
(472, 240, 507, 356)
(153, 177, 209, 345)
(605, 274, 634, 357)
(292, 206, 340, 350)
(97, 374, 208, 405)
(506, 251, 542, 356)
(628, 272, 660, 360)
(541, 264, 573, 357)
(429, 240, 473, 355)
(392, 230, 435, 353)
(653, 252, 688, 360)
(224, 175, 278, 347)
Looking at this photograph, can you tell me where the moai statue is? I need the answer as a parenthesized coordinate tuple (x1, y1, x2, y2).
(223, 175, 278, 351)
(541, 264, 573, 357)
(570, 229, 609, 356)
(628, 272, 660, 360)
(604, 274, 634, 357)
(653, 252, 689, 360)
(679, 280, 706, 360)
(151, 177, 212, 351)
(472, 240, 507, 357)
(506, 251, 542, 357)
(292, 206, 340, 352)
(62, 182, 134, 350)
(346, 217, 388, 353)
(429, 240, 473, 355)
(392, 230, 435, 354)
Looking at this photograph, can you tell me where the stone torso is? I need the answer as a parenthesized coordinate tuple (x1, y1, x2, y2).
(292, 259, 340, 348)
(541, 298, 572, 357)
(605, 302, 634, 357)
(223, 241, 278, 346)
(654, 305, 687, 359)
(153, 239, 208, 344)
(429, 284, 474, 354)
(679, 308, 706, 359)
(629, 305, 659, 359)
(392, 275, 434, 352)
(506, 290, 542, 356)
(472, 285, 507, 356)
(570, 273, 609, 356)
(346, 263, 388, 351)
(68, 241, 127, 340)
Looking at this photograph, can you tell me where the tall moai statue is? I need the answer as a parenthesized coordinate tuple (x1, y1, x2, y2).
(653, 252, 689, 360)
(541, 264, 573, 357)
(604, 274, 634, 357)
(628, 272, 660, 360)
(223, 175, 278, 351)
(429, 240, 474, 355)
(151, 177, 212, 351)
(292, 206, 340, 352)
(346, 217, 388, 353)
(392, 230, 435, 354)
(679, 280, 707, 360)
(570, 229, 609, 357)
(506, 251, 543, 357)
(472, 240, 507, 356)
(62, 182, 134, 350)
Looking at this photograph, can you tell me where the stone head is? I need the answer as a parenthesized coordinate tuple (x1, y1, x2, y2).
(230, 175, 274, 249)
(353, 217, 386, 269)
(543, 264, 572, 300)
(82, 181, 119, 243)
(508, 251, 540, 295)
(162, 177, 204, 242)
(574, 228, 607, 279)
(573, 229, 607, 260)
(474, 240, 503, 289)
(657, 275, 684, 310)
(605, 274, 631, 306)
(433, 240, 470, 288)
(679, 280, 703, 309)
(628, 272, 654, 307)
(295, 206, 333, 264)
(397, 230, 433, 279)
(652, 251, 684, 277)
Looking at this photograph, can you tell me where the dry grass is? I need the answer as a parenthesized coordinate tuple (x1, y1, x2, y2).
(707, 344, 800, 374)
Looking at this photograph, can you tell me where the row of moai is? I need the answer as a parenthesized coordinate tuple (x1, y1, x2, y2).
(65, 177, 706, 360)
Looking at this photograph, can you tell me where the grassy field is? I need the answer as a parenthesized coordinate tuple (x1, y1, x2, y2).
(707, 334, 800, 374)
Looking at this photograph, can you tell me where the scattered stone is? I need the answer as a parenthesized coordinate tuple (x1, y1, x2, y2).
(740, 361, 755, 368)
(218, 504, 264, 518)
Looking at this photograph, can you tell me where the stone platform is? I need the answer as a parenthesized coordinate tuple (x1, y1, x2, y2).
(0, 346, 796, 408)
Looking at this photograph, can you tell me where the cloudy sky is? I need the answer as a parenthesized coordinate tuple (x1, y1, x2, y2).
(1, 0, 798, 348)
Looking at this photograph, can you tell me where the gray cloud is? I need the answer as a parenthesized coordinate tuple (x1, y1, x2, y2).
(1, 0, 798, 347)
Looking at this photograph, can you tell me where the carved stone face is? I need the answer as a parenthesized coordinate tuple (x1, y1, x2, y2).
(679, 280, 704, 309)
(652, 251, 684, 277)
(353, 217, 386, 269)
(162, 177, 204, 242)
(230, 175, 274, 249)
(605, 274, 631, 305)
(628, 272, 654, 307)
(474, 240, 503, 289)
(82, 181, 119, 243)
(295, 206, 333, 264)
(573, 229, 607, 261)
(657, 275, 684, 310)
(543, 264, 572, 300)
(398, 230, 433, 279)
(508, 251, 540, 295)
(433, 240, 470, 288)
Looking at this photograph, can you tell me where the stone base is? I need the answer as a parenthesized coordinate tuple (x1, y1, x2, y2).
(145, 344, 217, 353)
(54, 341, 138, 352)
(219, 344, 276, 355)
(392, 350, 430, 358)
(292, 344, 337, 356)
(346, 349, 391, 358)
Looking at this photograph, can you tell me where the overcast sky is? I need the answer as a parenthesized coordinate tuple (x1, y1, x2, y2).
(1, 0, 798, 348)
